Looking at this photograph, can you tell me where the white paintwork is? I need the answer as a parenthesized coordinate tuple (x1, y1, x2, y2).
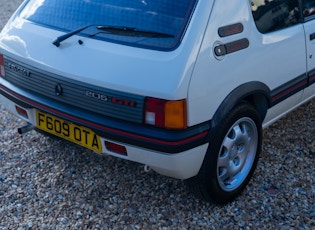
(101, 139, 209, 180)
(0, 0, 314, 179)
(0, 95, 208, 179)
(303, 18, 315, 101)
(0, 0, 214, 104)
(188, 0, 306, 125)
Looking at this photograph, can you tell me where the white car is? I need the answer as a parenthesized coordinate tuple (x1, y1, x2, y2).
(0, 0, 314, 204)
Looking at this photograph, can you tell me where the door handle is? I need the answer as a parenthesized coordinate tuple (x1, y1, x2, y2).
(310, 33, 315, 41)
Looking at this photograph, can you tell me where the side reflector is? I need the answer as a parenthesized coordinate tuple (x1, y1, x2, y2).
(0, 54, 5, 77)
(15, 106, 29, 119)
(105, 141, 127, 156)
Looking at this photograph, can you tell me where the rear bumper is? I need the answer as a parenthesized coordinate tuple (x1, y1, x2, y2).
(0, 80, 210, 179)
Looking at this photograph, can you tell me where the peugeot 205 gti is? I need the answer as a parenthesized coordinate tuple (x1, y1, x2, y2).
(0, 0, 314, 203)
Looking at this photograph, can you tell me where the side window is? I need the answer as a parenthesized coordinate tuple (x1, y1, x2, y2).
(249, 0, 300, 33)
(302, 0, 315, 18)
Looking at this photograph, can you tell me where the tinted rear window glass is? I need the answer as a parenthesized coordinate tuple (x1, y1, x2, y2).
(302, 0, 315, 18)
(20, 0, 198, 51)
(249, 0, 300, 33)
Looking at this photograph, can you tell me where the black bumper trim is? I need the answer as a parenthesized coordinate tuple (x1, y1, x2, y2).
(0, 83, 210, 153)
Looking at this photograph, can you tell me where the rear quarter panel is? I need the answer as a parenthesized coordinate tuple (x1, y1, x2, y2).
(188, 0, 306, 126)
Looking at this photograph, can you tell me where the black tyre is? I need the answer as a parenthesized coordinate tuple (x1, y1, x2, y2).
(186, 102, 262, 204)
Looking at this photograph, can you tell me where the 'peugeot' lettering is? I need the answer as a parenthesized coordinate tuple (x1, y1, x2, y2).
(7, 62, 30, 77)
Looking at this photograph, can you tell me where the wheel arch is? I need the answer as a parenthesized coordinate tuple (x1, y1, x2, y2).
(211, 81, 271, 129)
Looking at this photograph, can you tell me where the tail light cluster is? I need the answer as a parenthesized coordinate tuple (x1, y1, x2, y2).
(144, 97, 187, 129)
(0, 53, 5, 77)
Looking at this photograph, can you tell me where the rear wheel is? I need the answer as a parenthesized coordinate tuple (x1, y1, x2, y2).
(186, 102, 262, 204)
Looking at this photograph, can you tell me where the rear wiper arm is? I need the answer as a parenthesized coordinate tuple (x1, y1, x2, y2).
(52, 25, 174, 47)
(52, 25, 91, 47)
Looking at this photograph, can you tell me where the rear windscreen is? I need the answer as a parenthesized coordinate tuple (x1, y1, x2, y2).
(20, 0, 198, 50)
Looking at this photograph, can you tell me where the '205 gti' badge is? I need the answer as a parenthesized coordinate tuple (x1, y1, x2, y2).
(85, 91, 136, 107)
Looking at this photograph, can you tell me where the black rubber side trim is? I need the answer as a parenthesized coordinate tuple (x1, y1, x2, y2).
(211, 81, 271, 129)
(270, 73, 308, 106)
(307, 68, 315, 86)
(212, 74, 310, 130)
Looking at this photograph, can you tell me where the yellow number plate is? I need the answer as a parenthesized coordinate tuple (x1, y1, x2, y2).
(36, 110, 102, 153)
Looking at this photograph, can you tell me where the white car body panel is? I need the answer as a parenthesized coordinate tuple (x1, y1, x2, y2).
(0, 0, 314, 180)
(188, 0, 306, 125)
(0, 0, 214, 106)
(0, 93, 208, 179)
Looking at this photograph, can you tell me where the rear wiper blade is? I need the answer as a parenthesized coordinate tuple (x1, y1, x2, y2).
(52, 25, 174, 47)
(94, 25, 174, 38)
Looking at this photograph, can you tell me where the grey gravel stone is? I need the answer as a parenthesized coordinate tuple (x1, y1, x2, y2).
(0, 0, 314, 229)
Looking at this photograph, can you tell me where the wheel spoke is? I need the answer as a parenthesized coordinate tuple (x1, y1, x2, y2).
(218, 165, 238, 186)
(218, 167, 230, 182)
(232, 125, 243, 140)
(222, 136, 235, 155)
(238, 123, 255, 166)
(217, 153, 229, 168)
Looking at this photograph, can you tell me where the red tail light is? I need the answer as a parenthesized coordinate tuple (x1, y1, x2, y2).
(0, 54, 5, 77)
(144, 98, 166, 127)
(144, 97, 187, 129)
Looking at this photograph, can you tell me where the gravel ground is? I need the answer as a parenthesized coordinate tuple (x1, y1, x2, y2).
(0, 0, 314, 229)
